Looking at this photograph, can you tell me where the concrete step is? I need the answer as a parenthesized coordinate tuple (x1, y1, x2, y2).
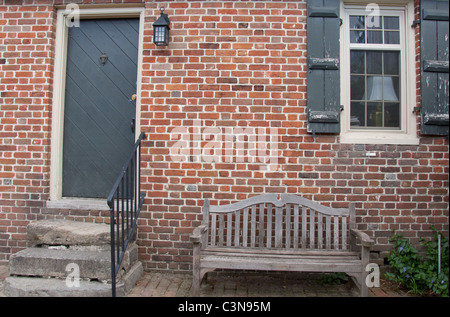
(4, 261, 143, 297)
(9, 248, 110, 281)
(6, 218, 143, 297)
(9, 243, 139, 281)
(27, 219, 111, 247)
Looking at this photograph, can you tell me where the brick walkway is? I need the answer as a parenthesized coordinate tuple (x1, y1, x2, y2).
(0, 263, 407, 297)
(126, 271, 360, 297)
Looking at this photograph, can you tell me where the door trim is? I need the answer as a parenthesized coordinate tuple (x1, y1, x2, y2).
(49, 7, 144, 206)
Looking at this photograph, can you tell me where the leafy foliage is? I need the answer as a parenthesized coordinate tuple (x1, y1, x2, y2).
(317, 272, 349, 285)
(385, 227, 449, 297)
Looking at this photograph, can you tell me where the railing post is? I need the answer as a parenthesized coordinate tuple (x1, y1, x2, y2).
(110, 202, 116, 297)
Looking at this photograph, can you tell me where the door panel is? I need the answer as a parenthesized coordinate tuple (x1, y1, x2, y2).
(62, 19, 139, 198)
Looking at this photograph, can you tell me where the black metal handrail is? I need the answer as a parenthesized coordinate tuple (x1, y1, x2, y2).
(107, 132, 146, 297)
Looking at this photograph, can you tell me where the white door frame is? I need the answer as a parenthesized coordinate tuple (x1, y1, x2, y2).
(49, 7, 145, 209)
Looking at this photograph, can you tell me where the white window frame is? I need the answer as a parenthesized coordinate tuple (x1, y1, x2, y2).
(340, 1, 419, 145)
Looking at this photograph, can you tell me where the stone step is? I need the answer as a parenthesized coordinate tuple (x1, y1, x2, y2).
(27, 219, 111, 247)
(4, 261, 143, 297)
(9, 243, 139, 282)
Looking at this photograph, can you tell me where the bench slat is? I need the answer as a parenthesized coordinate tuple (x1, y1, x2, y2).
(227, 213, 232, 247)
(211, 213, 217, 246)
(301, 207, 307, 249)
(309, 209, 315, 249)
(209, 194, 349, 216)
(326, 215, 331, 249)
(286, 204, 291, 249)
(200, 255, 362, 273)
(219, 214, 225, 247)
(334, 216, 339, 250)
(318, 213, 323, 249)
(267, 203, 272, 248)
(251, 205, 257, 248)
(293, 204, 299, 249)
(342, 216, 347, 250)
(275, 206, 283, 248)
(204, 246, 358, 257)
(259, 203, 264, 248)
(234, 210, 240, 247)
(243, 207, 248, 247)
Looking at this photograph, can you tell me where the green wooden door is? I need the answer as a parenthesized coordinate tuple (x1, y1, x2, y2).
(62, 19, 139, 198)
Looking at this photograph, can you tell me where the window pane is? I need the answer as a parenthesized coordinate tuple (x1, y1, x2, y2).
(385, 103, 401, 128)
(351, 102, 366, 127)
(384, 16, 399, 30)
(350, 16, 365, 29)
(350, 30, 365, 44)
(384, 31, 400, 44)
(384, 76, 400, 102)
(366, 51, 382, 74)
(367, 30, 383, 44)
(367, 102, 383, 127)
(384, 51, 399, 75)
(366, 76, 384, 101)
(351, 51, 365, 74)
(367, 15, 382, 29)
(351, 75, 365, 100)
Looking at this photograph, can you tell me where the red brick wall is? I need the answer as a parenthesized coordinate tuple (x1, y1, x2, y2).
(0, 0, 56, 262)
(0, 0, 448, 271)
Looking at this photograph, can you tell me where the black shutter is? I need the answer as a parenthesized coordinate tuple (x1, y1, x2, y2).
(306, 0, 341, 135)
(420, 0, 449, 136)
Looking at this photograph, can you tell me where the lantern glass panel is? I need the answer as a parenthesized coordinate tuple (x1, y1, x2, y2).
(154, 26, 167, 45)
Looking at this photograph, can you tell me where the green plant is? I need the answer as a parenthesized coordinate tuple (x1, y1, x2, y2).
(385, 227, 449, 297)
(317, 272, 349, 285)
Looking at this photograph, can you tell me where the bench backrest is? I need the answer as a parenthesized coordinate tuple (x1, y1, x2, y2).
(202, 194, 355, 251)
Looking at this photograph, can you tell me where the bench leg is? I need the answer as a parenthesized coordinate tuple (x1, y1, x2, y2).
(361, 245, 370, 297)
(192, 243, 201, 297)
(360, 272, 368, 297)
(348, 272, 368, 297)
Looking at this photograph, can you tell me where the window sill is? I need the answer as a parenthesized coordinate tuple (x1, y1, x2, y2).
(46, 198, 110, 211)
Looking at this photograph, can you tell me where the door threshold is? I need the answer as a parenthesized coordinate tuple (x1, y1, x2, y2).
(46, 198, 110, 211)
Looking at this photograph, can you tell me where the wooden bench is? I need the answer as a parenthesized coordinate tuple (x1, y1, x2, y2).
(190, 194, 374, 296)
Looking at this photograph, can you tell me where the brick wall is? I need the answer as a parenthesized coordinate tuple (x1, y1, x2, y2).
(0, 0, 56, 262)
(0, 0, 448, 271)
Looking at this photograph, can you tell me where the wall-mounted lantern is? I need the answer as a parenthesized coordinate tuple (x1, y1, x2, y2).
(153, 7, 170, 46)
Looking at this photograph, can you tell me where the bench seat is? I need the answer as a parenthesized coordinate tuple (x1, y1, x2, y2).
(201, 248, 362, 273)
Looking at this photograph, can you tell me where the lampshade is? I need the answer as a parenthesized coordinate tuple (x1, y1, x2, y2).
(365, 76, 399, 101)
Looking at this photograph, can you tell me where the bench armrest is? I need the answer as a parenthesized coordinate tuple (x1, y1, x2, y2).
(350, 228, 374, 248)
(190, 225, 208, 244)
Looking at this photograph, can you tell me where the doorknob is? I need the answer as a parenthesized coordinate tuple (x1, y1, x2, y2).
(131, 94, 137, 101)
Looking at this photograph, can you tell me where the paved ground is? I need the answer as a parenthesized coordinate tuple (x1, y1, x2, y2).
(0, 264, 7, 297)
(126, 271, 361, 297)
(0, 263, 409, 297)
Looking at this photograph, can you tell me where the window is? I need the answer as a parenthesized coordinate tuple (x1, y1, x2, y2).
(340, 3, 418, 145)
